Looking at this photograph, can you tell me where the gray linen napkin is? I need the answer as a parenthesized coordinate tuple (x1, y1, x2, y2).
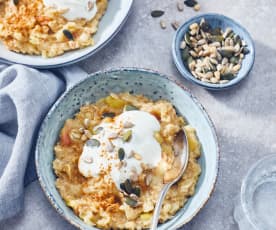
(0, 64, 87, 222)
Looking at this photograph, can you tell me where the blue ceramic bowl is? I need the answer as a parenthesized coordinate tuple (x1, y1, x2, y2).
(172, 13, 255, 90)
(35, 68, 219, 229)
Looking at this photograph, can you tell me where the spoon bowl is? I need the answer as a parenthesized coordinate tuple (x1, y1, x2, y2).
(150, 128, 189, 230)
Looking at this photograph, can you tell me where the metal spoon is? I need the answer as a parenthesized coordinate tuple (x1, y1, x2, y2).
(150, 129, 189, 230)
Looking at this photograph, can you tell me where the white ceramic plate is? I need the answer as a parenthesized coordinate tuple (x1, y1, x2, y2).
(0, 0, 133, 68)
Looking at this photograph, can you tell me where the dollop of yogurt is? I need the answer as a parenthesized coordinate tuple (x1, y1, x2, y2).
(43, 0, 97, 21)
(78, 110, 162, 189)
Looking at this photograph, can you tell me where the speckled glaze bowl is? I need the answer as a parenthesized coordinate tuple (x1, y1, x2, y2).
(172, 13, 255, 90)
(35, 68, 219, 229)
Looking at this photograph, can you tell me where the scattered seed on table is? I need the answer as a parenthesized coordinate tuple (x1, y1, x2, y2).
(151, 10, 164, 18)
(177, 1, 184, 11)
(171, 21, 180, 30)
(184, 0, 198, 7)
(160, 20, 167, 29)
(193, 4, 201, 11)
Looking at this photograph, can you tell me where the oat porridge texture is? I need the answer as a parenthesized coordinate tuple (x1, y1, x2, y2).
(0, 0, 107, 57)
(53, 93, 201, 230)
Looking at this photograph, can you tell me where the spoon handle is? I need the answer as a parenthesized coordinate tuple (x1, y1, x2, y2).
(150, 183, 172, 230)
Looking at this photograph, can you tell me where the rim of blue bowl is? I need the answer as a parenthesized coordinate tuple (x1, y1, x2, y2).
(35, 67, 220, 230)
(0, 1, 133, 69)
(172, 13, 255, 90)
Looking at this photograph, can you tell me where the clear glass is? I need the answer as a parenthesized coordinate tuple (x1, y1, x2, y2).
(234, 154, 276, 230)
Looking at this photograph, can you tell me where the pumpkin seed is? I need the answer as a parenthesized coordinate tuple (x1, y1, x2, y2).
(182, 47, 190, 61)
(184, 0, 197, 7)
(228, 32, 235, 39)
(211, 27, 222, 36)
(221, 73, 235, 80)
(243, 47, 250, 55)
(13, 0, 19, 5)
(151, 10, 164, 18)
(184, 32, 192, 46)
(124, 105, 138, 111)
(102, 112, 115, 118)
(86, 139, 100, 147)
(218, 47, 235, 58)
(230, 56, 239, 65)
(125, 197, 138, 207)
(124, 179, 133, 194)
(132, 187, 141, 197)
(93, 126, 103, 134)
(120, 183, 126, 191)
(209, 35, 224, 43)
(201, 22, 211, 33)
(187, 56, 194, 67)
(234, 34, 241, 45)
(122, 130, 132, 142)
(118, 148, 125, 161)
(63, 30, 74, 40)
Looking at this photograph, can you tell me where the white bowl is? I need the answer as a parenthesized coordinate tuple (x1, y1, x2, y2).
(0, 0, 133, 69)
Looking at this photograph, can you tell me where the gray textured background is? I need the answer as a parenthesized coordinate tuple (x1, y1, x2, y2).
(3, 0, 276, 229)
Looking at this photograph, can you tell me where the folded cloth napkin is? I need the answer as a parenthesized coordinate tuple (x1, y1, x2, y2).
(0, 64, 87, 222)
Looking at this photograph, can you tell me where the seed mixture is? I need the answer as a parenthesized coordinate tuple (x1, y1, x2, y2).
(53, 93, 201, 230)
(180, 18, 249, 84)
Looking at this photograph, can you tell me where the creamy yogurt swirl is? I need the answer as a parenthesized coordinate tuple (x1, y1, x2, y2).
(78, 110, 162, 189)
(43, 0, 97, 21)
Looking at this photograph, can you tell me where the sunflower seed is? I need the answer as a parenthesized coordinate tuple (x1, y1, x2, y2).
(84, 118, 90, 128)
(219, 80, 229, 84)
(108, 132, 118, 139)
(193, 3, 200, 11)
(133, 187, 141, 197)
(87, 1, 94, 11)
(160, 20, 166, 29)
(118, 148, 125, 161)
(133, 152, 142, 160)
(123, 121, 134, 128)
(13, 0, 19, 5)
(177, 1, 184, 11)
(180, 41, 186, 49)
(125, 197, 138, 207)
(145, 174, 152, 186)
(124, 179, 133, 194)
(84, 157, 93, 164)
(106, 140, 114, 152)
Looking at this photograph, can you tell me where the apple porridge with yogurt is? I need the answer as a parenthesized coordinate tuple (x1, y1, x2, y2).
(53, 93, 201, 229)
(0, 0, 107, 57)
